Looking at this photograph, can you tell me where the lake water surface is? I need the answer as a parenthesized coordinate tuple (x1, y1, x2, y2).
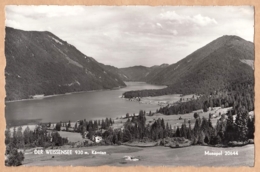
(5, 82, 166, 126)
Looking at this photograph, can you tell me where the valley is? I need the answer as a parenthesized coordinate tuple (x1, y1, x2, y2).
(4, 27, 255, 167)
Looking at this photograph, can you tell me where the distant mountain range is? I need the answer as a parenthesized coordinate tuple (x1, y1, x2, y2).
(100, 63, 169, 82)
(5, 27, 126, 101)
(123, 35, 254, 98)
(5, 27, 254, 100)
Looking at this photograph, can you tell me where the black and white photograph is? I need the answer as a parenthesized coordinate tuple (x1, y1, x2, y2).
(4, 5, 255, 166)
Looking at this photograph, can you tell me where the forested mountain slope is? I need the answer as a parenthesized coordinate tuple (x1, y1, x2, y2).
(123, 35, 254, 98)
(101, 64, 169, 82)
(5, 27, 126, 101)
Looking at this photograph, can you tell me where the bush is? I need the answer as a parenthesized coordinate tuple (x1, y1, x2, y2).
(194, 113, 199, 119)
(5, 148, 24, 166)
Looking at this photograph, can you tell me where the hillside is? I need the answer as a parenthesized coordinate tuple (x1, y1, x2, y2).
(119, 65, 150, 81)
(123, 35, 254, 98)
(100, 64, 169, 82)
(5, 27, 126, 101)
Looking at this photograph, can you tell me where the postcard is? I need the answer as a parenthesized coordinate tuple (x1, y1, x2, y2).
(4, 5, 255, 167)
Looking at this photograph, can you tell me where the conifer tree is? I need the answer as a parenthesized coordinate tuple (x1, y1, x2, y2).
(12, 127, 17, 147)
(235, 107, 249, 142)
(224, 111, 236, 142)
(180, 123, 187, 139)
(123, 129, 132, 142)
(17, 126, 24, 148)
(187, 121, 192, 140)
(117, 130, 123, 143)
(74, 122, 78, 132)
(175, 126, 181, 137)
(247, 115, 255, 139)
(5, 128, 11, 145)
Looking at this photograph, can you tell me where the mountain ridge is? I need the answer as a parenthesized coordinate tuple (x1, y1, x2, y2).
(5, 27, 126, 101)
(147, 35, 254, 85)
(123, 35, 254, 98)
(100, 64, 169, 82)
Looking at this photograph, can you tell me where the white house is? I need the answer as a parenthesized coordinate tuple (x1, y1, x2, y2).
(94, 136, 102, 143)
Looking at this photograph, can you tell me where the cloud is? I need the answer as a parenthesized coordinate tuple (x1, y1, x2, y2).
(5, 19, 21, 28)
(5, 6, 254, 68)
(160, 11, 218, 27)
(192, 14, 218, 26)
(172, 30, 178, 35)
(156, 23, 162, 28)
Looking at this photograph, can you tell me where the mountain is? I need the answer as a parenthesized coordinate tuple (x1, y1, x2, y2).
(123, 35, 254, 98)
(144, 64, 169, 81)
(100, 64, 169, 82)
(119, 65, 151, 81)
(5, 27, 126, 101)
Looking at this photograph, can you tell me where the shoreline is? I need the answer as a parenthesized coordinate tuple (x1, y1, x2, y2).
(5, 81, 169, 104)
(122, 94, 198, 107)
(5, 85, 126, 103)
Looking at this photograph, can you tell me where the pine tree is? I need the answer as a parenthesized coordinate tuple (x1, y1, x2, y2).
(55, 122, 61, 131)
(112, 133, 118, 144)
(74, 122, 78, 132)
(87, 130, 94, 140)
(16, 126, 24, 148)
(164, 123, 170, 137)
(117, 130, 123, 143)
(203, 101, 208, 112)
(247, 115, 255, 139)
(235, 107, 249, 142)
(161, 118, 165, 130)
(93, 120, 98, 130)
(5, 128, 11, 145)
(123, 129, 132, 142)
(101, 119, 105, 129)
(12, 127, 17, 147)
(224, 111, 236, 142)
(187, 121, 192, 140)
(180, 123, 187, 139)
(175, 127, 181, 137)
(109, 118, 113, 125)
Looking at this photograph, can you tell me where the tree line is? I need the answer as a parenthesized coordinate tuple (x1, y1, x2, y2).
(158, 81, 254, 115)
(5, 125, 68, 166)
(74, 107, 254, 147)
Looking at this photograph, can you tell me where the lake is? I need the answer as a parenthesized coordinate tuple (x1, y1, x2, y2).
(5, 82, 166, 126)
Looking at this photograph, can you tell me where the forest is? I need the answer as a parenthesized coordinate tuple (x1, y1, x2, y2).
(73, 108, 254, 146)
(5, 125, 68, 166)
(71, 81, 254, 147)
(158, 81, 254, 115)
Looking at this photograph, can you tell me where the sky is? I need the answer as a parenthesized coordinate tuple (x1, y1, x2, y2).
(5, 6, 254, 68)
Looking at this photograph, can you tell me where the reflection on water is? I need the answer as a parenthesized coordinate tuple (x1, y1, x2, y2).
(5, 82, 166, 126)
